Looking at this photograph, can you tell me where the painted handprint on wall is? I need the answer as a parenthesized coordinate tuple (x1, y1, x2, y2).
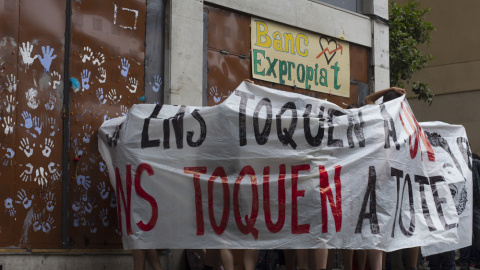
(19, 42, 38, 69)
(6, 74, 17, 93)
(44, 191, 56, 212)
(44, 92, 56, 111)
(96, 88, 107, 104)
(97, 67, 106, 84)
(21, 111, 33, 129)
(47, 117, 59, 137)
(42, 214, 56, 233)
(92, 52, 105, 66)
(81, 69, 91, 91)
(209, 85, 221, 103)
(99, 208, 109, 226)
(19, 138, 34, 157)
(81, 124, 94, 144)
(2, 116, 14, 135)
(150, 75, 162, 93)
(32, 212, 42, 232)
(97, 181, 110, 200)
(4, 198, 16, 216)
(15, 189, 33, 209)
(48, 162, 61, 182)
(41, 138, 54, 157)
(107, 89, 122, 104)
(49, 71, 62, 89)
(34, 166, 48, 186)
(27, 116, 43, 138)
(126, 77, 138, 93)
(26, 88, 40, 109)
(118, 58, 130, 79)
(20, 163, 34, 182)
(81, 46, 93, 63)
(37, 46, 57, 73)
(77, 175, 91, 190)
(1, 147, 15, 166)
(4, 95, 18, 113)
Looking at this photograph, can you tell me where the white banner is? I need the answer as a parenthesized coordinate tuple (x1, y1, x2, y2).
(98, 82, 470, 253)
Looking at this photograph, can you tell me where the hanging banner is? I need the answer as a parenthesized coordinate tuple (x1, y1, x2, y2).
(251, 18, 350, 97)
(98, 82, 469, 252)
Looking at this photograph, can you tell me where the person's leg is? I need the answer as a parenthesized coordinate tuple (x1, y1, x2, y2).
(342, 249, 354, 270)
(243, 249, 259, 270)
(427, 254, 441, 270)
(459, 246, 472, 268)
(356, 250, 367, 270)
(205, 249, 221, 270)
(367, 249, 383, 270)
(145, 249, 163, 270)
(133, 249, 146, 270)
(296, 249, 309, 270)
(220, 249, 234, 270)
(284, 249, 296, 270)
(442, 250, 456, 270)
(312, 249, 328, 269)
(406, 247, 419, 270)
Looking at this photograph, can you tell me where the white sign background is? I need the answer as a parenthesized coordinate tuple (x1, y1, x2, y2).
(99, 82, 470, 254)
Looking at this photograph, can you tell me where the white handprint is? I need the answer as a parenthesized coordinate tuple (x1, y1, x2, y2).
(32, 212, 42, 231)
(126, 77, 138, 93)
(19, 138, 34, 157)
(81, 46, 93, 63)
(150, 75, 162, 93)
(118, 58, 130, 78)
(97, 67, 106, 83)
(107, 89, 122, 104)
(77, 175, 91, 190)
(73, 213, 83, 227)
(96, 88, 107, 104)
(26, 88, 40, 109)
(42, 214, 55, 233)
(110, 194, 117, 208)
(84, 196, 97, 214)
(4, 198, 16, 216)
(47, 117, 58, 137)
(21, 111, 33, 129)
(49, 71, 62, 89)
(99, 161, 107, 172)
(81, 124, 94, 143)
(97, 182, 110, 200)
(89, 216, 98, 233)
(81, 69, 91, 91)
(209, 85, 221, 103)
(2, 116, 14, 135)
(20, 163, 34, 182)
(99, 209, 109, 226)
(1, 148, 15, 166)
(4, 95, 18, 113)
(44, 92, 56, 111)
(92, 52, 105, 66)
(6, 74, 17, 93)
(48, 162, 61, 182)
(34, 167, 48, 186)
(15, 189, 33, 209)
(41, 138, 54, 157)
(19, 42, 38, 68)
(44, 191, 56, 212)
(120, 105, 128, 116)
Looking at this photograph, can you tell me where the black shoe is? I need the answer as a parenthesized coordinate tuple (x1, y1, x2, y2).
(460, 265, 471, 270)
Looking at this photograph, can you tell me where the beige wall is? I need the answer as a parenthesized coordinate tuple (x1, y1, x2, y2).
(395, 0, 480, 154)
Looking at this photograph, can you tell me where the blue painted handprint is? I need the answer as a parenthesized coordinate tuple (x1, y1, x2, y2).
(118, 58, 130, 79)
(37, 46, 57, 73)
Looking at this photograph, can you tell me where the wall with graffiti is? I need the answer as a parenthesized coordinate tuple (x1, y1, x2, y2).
(0, 0, 159, 249)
